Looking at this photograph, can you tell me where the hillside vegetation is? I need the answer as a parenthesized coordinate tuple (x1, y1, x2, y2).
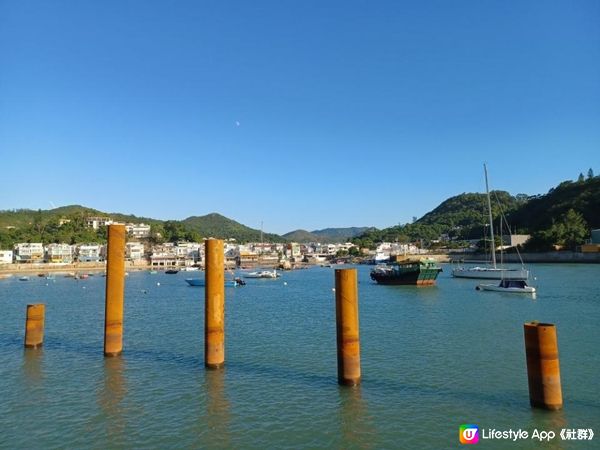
(0, 206, 283, 247)
(283, 227, 373, 243)
(353, 173, 600, 250)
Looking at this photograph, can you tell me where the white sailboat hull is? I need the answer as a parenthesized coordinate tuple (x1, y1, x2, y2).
(452, 267, 529, 280)
(477, 283, 536, 294)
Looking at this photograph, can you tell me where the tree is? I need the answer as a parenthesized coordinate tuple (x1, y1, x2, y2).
(560, 209, 588, 250)
(588, 168, 595, 179)
(578, 173, 585, 183)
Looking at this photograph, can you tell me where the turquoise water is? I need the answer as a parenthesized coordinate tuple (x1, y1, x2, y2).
(1, 265, 599, 449)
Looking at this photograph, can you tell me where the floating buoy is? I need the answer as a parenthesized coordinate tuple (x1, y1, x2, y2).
(283, 282, 287, 286)
(475, 286, 481, 291)
(156, 282, 160, 286)
(332, 288, 336, 292)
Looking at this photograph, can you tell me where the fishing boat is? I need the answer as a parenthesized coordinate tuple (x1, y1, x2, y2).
(452, 164, 529, 281)
(370, 257, 442, 286)
(185, 278, 244, 287)
(477, 279, 536, 294)
(243, 270, 279, 279)
(165, 269, 179, 274)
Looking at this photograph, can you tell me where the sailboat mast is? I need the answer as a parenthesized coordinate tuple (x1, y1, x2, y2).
(484, 163, 497, 268)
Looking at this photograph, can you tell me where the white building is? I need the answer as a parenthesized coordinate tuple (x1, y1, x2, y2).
(86, 216, 114, 230)
(175, 242, 201, 265)
(126, 223, 151, 239)
(77, 244, 102, 262)
(45, 244, 73, 263)
(126, 242, 146, 261)
(14, 243, 44, 262)
(0, 250, 13, 264)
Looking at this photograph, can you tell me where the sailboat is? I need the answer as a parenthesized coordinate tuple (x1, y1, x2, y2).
(451, 164, 529, 281)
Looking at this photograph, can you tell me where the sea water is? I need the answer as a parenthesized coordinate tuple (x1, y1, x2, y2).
(1, 265, 599, 448)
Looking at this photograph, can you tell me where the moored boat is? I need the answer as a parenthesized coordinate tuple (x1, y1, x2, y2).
(477, 279, 536, 294)
(165, 269, 179, 274)
(452, 265, 529, 280)
(451, 164, 530, 281)
(370, 257, 442, 286)
(243, 270, 279, 279)
(185, 278, 243, 287)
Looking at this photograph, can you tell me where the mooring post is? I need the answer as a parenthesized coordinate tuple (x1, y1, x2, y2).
(24, 304, 45, 348)
(104, 224, 126, 357)
(205, 238, 225, 369)
(335, 268, 361, 386)
(524, 321, 563, 410)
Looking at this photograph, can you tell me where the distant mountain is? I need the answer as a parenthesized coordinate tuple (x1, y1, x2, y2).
(282, 229, 319, 242)
(181, 213, 283, 242)
(283, 227, 375, 243)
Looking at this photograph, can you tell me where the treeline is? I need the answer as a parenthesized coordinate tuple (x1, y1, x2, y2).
(0, 211, 106, 249)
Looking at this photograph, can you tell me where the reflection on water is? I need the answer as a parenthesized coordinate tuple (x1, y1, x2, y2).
(98, 357, 127, 448)
(22, 348, 44, 385)
(338, 386, 375, 448)
(526, 408, 569, 450)
(203, 369, 230, 449)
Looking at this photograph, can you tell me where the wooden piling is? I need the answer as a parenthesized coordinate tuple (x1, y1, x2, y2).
(524, 322, 563, 410)
(104, 224, 126, 357)
(24, 304, 45, 348)
(205, 239, 225, 369)
(335, 268, 361, 386)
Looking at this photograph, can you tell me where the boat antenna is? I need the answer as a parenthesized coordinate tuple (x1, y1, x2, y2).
(484, 163, 497, 268)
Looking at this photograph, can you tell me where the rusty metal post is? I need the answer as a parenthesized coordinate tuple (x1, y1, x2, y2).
(24, 304, 45, 348)
(335, 268, 361, 386)
(524, 322, 563, 410)
(205, 239, 225, 369)
(104, 224, 126, 357)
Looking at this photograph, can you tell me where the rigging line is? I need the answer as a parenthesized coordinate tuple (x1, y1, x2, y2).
(492, 191, 526, 268)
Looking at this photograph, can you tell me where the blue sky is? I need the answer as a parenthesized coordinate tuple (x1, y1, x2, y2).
(1, 1, 599, 234)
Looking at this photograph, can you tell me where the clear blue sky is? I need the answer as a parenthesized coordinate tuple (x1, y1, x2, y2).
(1, 1, 599, 234)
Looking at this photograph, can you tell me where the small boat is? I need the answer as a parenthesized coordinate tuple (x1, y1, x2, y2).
(477, 279, 536, 294)
(165, 269, 179, 274)
(243, 270, 279, 279)
(185, 278, 243, 287)
(370, 257, 442, 286)
(149, 270, 158, 274)
(181, 267, 200, 272)
(19, 276, 30, 281)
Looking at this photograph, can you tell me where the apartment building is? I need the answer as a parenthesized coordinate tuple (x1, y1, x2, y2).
(14, 243, 44, 262)
(45, 243, 73, 263)
(77, 244, 102, 262)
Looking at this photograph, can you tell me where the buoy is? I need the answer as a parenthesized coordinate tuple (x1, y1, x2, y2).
(475, 286, 480, 290)
(283, 282, 287, 286)
(157, 282, 160, 286)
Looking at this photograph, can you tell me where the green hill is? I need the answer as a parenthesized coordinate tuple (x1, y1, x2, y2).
(283, 229, 320, 242)
(508, 177, 600, 232)
(283, 227, 375, 243)
(181, 213, 283, 243)
(0, 207, 283, 247)
(352, 175, 600, 249)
